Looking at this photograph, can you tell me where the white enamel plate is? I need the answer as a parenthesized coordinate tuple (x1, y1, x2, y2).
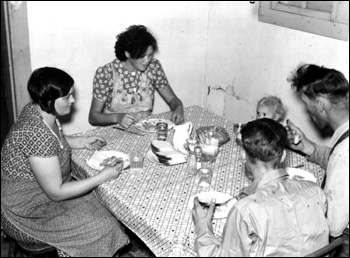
(86, 151, 130, 171)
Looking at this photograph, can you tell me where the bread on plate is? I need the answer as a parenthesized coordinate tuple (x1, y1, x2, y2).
(150, 140, 186, 165)
(151, 140, 175, 153)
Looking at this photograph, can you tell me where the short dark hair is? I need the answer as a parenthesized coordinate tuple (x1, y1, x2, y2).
(114, 25, 158, 61)
(287, 64, 349, 104)
(27, 67, 74, 114)
(241, 118, 288, 163)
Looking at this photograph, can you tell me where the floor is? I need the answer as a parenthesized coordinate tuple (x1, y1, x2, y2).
(1, 227, 155, 257)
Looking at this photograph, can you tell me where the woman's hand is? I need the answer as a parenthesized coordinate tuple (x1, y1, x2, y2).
(286, 119, 315, 156)
(82, 136, 107, 150)
(117, 113, 138, 128)
(172, 107, 185, 125)
(100, 161, 124, 181)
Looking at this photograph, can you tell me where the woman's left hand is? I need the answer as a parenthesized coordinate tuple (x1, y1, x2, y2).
(172, 107, 185, 125)
(83, 136, 107, 150)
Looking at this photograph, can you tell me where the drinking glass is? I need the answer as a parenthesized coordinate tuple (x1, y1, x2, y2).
(200, 138, 219, 162)
(198, 168, 213, 192)
(130, 151, 144, 172)
(156, 122, 168, 141)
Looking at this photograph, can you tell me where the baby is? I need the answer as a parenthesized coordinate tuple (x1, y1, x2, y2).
(256, 95, 287, 123)
(236, 95, 288, 145)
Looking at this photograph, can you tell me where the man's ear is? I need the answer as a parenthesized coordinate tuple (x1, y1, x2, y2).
(125, 51, 131, 58)
(316, 96, 328, 113)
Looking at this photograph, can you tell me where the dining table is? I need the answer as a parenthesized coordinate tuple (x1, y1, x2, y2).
(70, 105, 325, 257)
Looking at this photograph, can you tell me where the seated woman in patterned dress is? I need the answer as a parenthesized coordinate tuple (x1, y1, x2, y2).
(1, 67, 129, 257)
(88, 24, 185, 129)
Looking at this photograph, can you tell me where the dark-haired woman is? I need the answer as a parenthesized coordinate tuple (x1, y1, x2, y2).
(88, 25, 184, 128)
(1, 67, 129, 257)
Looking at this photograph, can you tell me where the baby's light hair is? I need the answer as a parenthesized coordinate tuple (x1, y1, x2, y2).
(257, 95, 288, 123)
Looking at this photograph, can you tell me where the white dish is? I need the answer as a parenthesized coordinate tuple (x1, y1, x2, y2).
(135, 118, 175, 133)
(146, 149, 186, 166)
(86, 151, 130, 171)
(285, 167, 317, 183)
(188, 191, 237, 219)
(146, 149, 161, 164)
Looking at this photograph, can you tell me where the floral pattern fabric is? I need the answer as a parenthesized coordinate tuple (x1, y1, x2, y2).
(93, 58, 169, 112)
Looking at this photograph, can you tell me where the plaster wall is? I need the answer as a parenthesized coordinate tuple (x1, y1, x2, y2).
(205, 2, 349, 144)
(18, 1, 350, 145)
(26, 1, 208, 134)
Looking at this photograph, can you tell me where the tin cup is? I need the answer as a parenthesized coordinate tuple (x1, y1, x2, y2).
(156, 122, 168, 141)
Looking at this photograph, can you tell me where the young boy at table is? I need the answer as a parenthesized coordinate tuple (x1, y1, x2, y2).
(192, 118, 329, 257)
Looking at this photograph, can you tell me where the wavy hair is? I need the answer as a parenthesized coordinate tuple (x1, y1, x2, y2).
(287, 64, 349, 104)
(114, 25, 158, 61)
(257, 95, 288, 123)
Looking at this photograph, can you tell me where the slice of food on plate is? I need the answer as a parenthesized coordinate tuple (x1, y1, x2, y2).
(100, 156, 123, 167)
(155, 150, 185, 160)
(156, 151, 187, 165)
(285, 167, 317, 183)
(142, 120, 158, 131)
(197, 191, 233, 206)
(151, 140, 176, 153)
(189, 191, 238, 219)
(87, 150, 130, 170)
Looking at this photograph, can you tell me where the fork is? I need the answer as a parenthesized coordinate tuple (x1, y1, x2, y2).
(112, 127, 144, 136)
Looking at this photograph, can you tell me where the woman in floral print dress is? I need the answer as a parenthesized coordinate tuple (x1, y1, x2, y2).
(1, 67, 129, 256)
(88, 25, 184, 129)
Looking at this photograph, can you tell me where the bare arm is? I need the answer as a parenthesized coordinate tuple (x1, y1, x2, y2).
(88, 97, 137, 128)
(65, 135, 107, 150)
(158, 85, 184, 124)
(29, 156, 123, 201)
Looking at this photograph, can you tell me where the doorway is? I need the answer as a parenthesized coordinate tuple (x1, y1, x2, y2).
(1, 1, 15, 147)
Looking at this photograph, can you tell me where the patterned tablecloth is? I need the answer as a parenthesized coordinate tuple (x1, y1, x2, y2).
(71, 105, 325, 257)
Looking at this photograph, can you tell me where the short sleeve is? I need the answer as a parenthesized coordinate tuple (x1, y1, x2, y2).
(20, 120, 61, 157)
(147, 59, 170, 90)
(93, 64, 114, 101)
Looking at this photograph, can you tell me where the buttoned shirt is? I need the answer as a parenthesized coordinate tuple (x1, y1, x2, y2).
(308, 120, 349, 237)
(194, 169, 329, 257)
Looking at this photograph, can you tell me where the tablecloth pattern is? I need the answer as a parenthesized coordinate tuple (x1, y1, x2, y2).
(71, 105, 325, 257)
